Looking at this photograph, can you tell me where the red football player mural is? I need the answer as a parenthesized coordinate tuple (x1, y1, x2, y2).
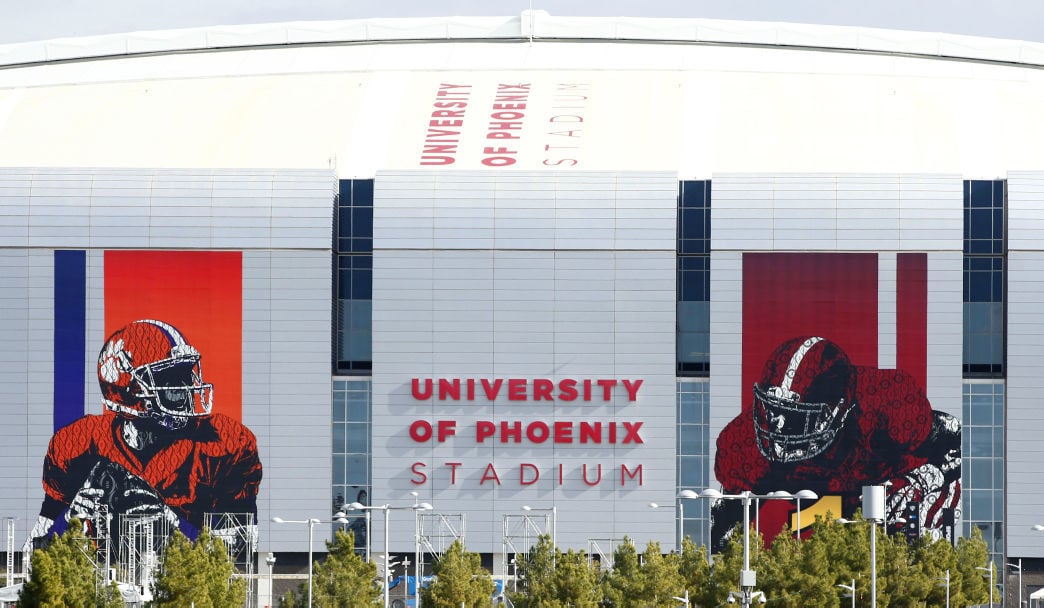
(26, 319, 262, 553)
(712, 335, 961, 550)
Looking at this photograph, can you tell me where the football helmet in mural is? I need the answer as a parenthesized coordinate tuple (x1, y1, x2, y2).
(98, 319, 213, 430)
(712, 334, 961, 551)
(752, 336, 857, 463)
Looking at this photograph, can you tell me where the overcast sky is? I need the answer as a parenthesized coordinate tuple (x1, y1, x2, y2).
(2, 0, 1043, 45)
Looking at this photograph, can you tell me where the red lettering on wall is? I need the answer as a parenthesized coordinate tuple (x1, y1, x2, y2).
(480, 463, 502, 485)
(583, 464, 602, 486)
(621, 464, 643, 486)
(520, 463, 539, 485)
(446, 462, 462, 484)
(410, 420, 432, 442)
(412, 378, 433, 400)
(476, 420, 495, 442)
(409, 377, 644, 402)
(411, 462, 427, 484)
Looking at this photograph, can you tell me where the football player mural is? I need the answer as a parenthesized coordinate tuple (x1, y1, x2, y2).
(26, 319, 262, 553)
(712, 335, 961, 550)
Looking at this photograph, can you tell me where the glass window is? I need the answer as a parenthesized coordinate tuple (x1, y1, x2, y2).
(333, 390, 347, 423)
(335, 179, 375, 374)
(346, 423, 369, 453)
(968, 457, 992, 488)
(345, 454, 369, 485)
(677, 182, 710, 377)
(678, 455, 706, 488)
(347, 392, 369, 422)
(333, 424, 346, 453)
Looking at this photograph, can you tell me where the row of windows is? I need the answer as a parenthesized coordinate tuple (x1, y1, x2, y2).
(333, 379, 372, 551)
(963, 180, 1005, 377)
(678, 181, 711, 377)
(336, 180, 375, 374)
(962, 382, 1005, 563)
(677, 380, 711, 549)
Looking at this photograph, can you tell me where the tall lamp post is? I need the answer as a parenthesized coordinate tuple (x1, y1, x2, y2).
(271, 517, 323, 608)
(837, 579, 855, 608)
(648, 500, 684, 552)
(937, 569, 950, 608)
(837, 517, 878, 608)
(265, 555, 277, 608)
(343, 501, 433, 608)
(694, 488, 817, 608)
(1008, 559, 1022, 608)
(977, 562, 995, 607)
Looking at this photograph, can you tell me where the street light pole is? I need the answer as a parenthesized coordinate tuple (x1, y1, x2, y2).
(977, 562, 995, 607)
(271, 517, 321, 608)
(837, 518, 877, 608)
(265, 555, 277, 608)
(938, 569, 950, 608)
(649, 500, 684, 552)
(343, 501, 433, 608)
(695, 488, 816, 608)
(1008, 559, 1023, 608)
(837, 578, 855, 608)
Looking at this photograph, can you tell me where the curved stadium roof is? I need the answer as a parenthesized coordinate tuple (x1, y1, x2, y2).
(1, 10, 1042, 175)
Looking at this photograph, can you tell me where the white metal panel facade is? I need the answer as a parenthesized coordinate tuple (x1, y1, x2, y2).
(1003, 172, 1044, 556)
(371, 171, 677, 553)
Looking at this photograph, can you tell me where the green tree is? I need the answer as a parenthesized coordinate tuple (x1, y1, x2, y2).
(600, 538, 644, 608)
(311, 529, 381, 607)
(548, 548, 603, 608)
(514, 534, 556, 608)
(151, 529, 247, 608)
(677, 536, 710, 605)
(279, 586, 306, 608)
(760, 523, 836, 608)
(954, 527, 995, 607)
(19, 520, 122, 608)
(637, 541, 683, 607)
(422, 539, 495, 608)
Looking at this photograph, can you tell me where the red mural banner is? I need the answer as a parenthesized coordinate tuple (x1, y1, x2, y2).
(710, 252, 960, 551)
(27, 250, 260, 551)
(104, 250, 243, 421)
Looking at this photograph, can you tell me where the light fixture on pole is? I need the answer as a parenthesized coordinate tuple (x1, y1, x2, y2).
(837, 518, 878, 608)
(1008, 559, 1022, 608)
(672, 589, 690, 607)
(977, 562, 995, 608)
(837, 579, 855, 608)
(792, 489, 817, 539)
(649, 500, 684, 552)
(521, 505, 557, 550)
(265, 555, 277, 608)
(342, 501, 433, 608)
(937, 569, 950, 608)
(271, 517, 323, 608)
(694, 488, 815, 608)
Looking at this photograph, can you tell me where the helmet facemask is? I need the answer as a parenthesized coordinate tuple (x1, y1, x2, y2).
(753, 383, 852, 463)
(131, 347, 213, 430)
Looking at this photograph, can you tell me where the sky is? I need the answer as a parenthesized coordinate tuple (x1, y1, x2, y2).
(2, 0, 1043, 45)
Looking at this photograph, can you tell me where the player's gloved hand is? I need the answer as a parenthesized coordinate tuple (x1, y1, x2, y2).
(69, 460, 181, 528)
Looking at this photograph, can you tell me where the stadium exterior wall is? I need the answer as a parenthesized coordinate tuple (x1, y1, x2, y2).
(0, 15, 1043, 567)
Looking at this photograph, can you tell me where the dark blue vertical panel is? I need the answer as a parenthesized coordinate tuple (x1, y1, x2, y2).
(53, 250, 86, 432)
